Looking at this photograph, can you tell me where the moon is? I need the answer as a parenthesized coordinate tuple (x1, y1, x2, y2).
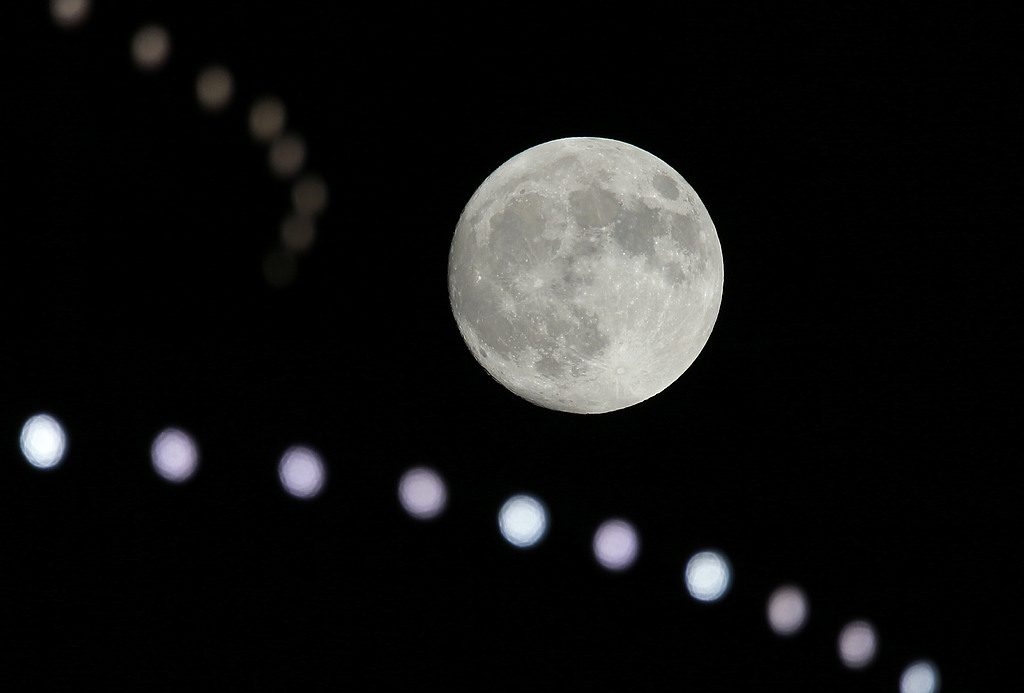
(448, 137, 724, 414)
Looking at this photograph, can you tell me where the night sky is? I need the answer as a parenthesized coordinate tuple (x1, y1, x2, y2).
(4, 2, 1020, 690)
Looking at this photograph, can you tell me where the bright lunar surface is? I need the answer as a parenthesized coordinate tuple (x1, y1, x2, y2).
(448, 137, 724, 413)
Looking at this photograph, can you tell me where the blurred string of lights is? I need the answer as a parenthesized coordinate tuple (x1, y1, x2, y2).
(34, 3, 943, 692)
(57, 0, 329, 288)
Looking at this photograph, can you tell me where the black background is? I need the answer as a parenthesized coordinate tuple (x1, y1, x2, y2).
(3, 2, 1020, 690)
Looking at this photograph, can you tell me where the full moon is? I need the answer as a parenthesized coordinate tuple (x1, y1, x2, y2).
(448, 137, 724, 414)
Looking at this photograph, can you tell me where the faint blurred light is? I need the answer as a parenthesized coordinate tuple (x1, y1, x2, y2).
(592, 518, 640, 571)
(196, 64, 233, 112)
(291, 173, 328, 217)
(263, 248, 297, 288)
(900, 660, 940, 693)
(398, 466, 447, 520)
(249, 97, 286, 142)
(838, 620, 878, 669)
(269, 132, 307, 179)
(20, 414, 67, 469)
(685, 550, 731, 602)
(131, 24, 171, 72)
(51, 0, 90, 28)
(278, 446, 325, 499)
(767, 584, 809, 636)
(151, 428, 199, 483)
(499, 494, 547, 548)
(280, 213, 317, 253)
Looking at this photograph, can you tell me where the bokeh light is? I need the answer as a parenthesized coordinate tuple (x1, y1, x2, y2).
(269, 132, 307, 179)
(684, 550, 731, 602)
(249, 96, 286, 142)
(263, 248, 297, 288)
(592, 518, 640, 571)
(291, 173, 329, 217)
(767, 584, 809, 636)
(50, 0, 91, 28)
(900, 660, 940, 693)
(398, 466, 448, 520)
(196, 64, 233, 112)
(278, 446, 325, 499)
(280, 213, 317, 253)
(498, 494, 547, 548)
(151, 428, 199, 483)
(131, 24, 171, 72)
(838, 619, 878, 669)
(20, 414, 67, 469)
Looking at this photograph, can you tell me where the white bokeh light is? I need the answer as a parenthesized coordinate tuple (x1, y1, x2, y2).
(291, 173, 328, 217)
(51, 0, 91, 28)
(249, 96, 287, 142)
(151, 428, 199, 483)
(767, 584, 809, 636)
(196, 64, 233, 112)
(20, 414, 67, 469)
(280, 213, 317, 252)
(131, 24, 171, 72)
(498, 494, 548, 548)
(592, 518, 640, 571)
(398, 466, 448, 520)
(838, 619, 878, 669)
(684, 550, 731, 602)
(268, 132, 307, 179)
(900, 660, 940, 693)
(278, 446, 325, 499)
(263, 248, 297, 288)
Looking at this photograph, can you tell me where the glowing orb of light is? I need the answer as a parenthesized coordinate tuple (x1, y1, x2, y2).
(20, 413, 67, 469)
(900, 659, 940, 693)
(767, 584, 809, 636)
(150, 428, 199, 483)
(838, 619, 878, 669)
(50, 0, 91, 28)
(398, 466, 448, 520)
(498, 494, 547, 548)
(592, 518, 640, 571)
(278, 446, 325, 499)
(131, 24, 171, 72)
(291, 174, 329, 217)
(263, 248, 297, 288)
(684, 550, 731, 602)
(280, 213, 317, 253)
(268, 132, 307, 179)
(196, 64, 233, 112)
(249, 96, 287, 142)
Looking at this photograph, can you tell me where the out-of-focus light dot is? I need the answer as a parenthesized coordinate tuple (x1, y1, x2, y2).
(131, 24, 171, 72)
(263, 248, 297, 288)
(767, 585, 809, 636)
(398, 466, 447, 520)
(280, 214, 317, 253)
(838, 619, 878, 669)
(20, 414, 67, 469)
(51, 0, 90, 28)
(900, 660, 940, 693)
(151, 428, 199, 483)
(291, 174, 329, 217)
(278, 446, 325, 499)
(196, 64, 233, 112)
(498, 494, 547, 548)
(684, 550, 731, 602)
(249, 97, 286, 142)
(592, 518, 640, 571)
(269, 132, 307, 179)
